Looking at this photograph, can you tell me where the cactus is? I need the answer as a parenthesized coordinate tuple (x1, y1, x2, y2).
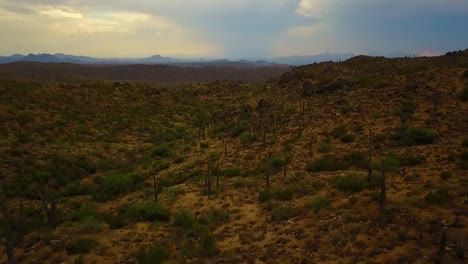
(32, 179, 58, 230)
(368, 129, 374, 185)
(380, 157, 386, 213)
(437, 225, 447, 263)
(152, 174, 159, 202)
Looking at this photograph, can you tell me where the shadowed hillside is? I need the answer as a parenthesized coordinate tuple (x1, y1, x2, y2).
(0, 51, 467, 263)
(0, 62, 290, 83)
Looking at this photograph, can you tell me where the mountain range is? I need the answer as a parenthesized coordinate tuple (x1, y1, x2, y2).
(0, 52, 417, 66)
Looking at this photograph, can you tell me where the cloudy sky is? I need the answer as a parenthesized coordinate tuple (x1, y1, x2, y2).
(0, 0, 467, 58)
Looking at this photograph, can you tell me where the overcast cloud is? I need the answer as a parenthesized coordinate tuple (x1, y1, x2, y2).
(0, 0, 467, 58)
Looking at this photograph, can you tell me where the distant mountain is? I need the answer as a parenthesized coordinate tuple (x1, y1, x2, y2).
(0, 52, 423, 66)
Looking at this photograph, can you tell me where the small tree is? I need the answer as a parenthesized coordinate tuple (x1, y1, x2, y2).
(32, 179, 58, 230)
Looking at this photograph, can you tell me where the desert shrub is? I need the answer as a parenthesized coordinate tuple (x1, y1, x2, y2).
(399, 152, 425, 167)
(271, 205, 299, 221)
(173, 157, 185, 164)
(258, 190, 273, 202)
(425, 188, 449, 205)
(401, 127, 436, 146)
(440, 171, 453, 181)
(119, 201, 169, 222)
(272, 189, 293, 201)
(371, 191, 381, 202)
(136, 244, 168, 264)
(232, 178, 251, 188)
(67, 238, 99, 254)
(152, 145, 170, 158)
(398, 100, 416, 123)
(343, 151, 366, 168)
(340, 133, 355, 143)
(462, 139, 468, 148)
(230, 122, 248, 138)
(173, 208, 196, 229)
(331, 125, 347, 139)
(366, 173, 381, 189)
(306, 196, 331, 212)
(306, 155, 349, 172)
(93, 172, 146, 201)
(258, 188, 293, 202)
(373, 154, 400, 172)
(79, 216, 105, 233)
(239, 132, 253, 145)
(172, 209, 219, 257)
(317, 142, 332, 153)
(102, 212, 126, 229)
(198, 209, 229, 226)
(340, 103, 353, 114)
(138, 201, 170, 222)
(72, 256, 85, 264)
(460, 150, 468, 170)
(460, 86, 468, 101)
(269, 156, 286, 170)
(221, 167, 242, 177)
(464, 70, 468, 78)
(333, 173, 367, 193)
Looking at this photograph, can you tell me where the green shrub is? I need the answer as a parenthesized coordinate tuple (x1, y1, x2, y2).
(343, 151, 366, 168)
(67, 238, 99, 254)
(317, 142, 332, 153)
(221, 167, 242, 177)
(230, 122, 248, 138)
(306, 155, 348, 172)
(462, 139, 468, 148)
(93, 172, 146, 201)
(79, 216, 105, 233)
(258, 190, 273, 202)
(340, 103, 353, 114)
(269, 156, 286, 170)
(440, 171, 453, 181)
(399, 152, 424, 167)
(138, 201, 170, 222)
(340, 133, 355, 143)
(373, 154, 400, 172)
(239, 132, 253, 145)
(119, 202, 169, 223)
(72, 256, 85, 264)
(232, 178, 251, 188)
(136, 245, 168, 264)
(102, 213, 126, 229)
(271, 205, 298, 221)
(152, 145, 170, 158)
(258, 189, 293, 202)
(198, 209, 229, 226)
(425, 188, 449, 205)
(173, 208, 196, 229)
(331, 125, 347, 139)
(460, 86, 468, 101)
(306, 196, 331, 212)
(333, 173, 367, 193)
(460, 150, 468, 170)
(401, 127, 436, 146)
(371, 191, 381, 202)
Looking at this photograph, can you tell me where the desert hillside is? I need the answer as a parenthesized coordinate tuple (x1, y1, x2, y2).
(0, 51, 467, 263)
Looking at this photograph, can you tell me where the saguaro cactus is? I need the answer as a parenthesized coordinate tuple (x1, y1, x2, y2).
(32, 179, 58, 230)
(437, 225, 447, 263)
(380, 157, 386, 213)
(368, 129, 374, 185)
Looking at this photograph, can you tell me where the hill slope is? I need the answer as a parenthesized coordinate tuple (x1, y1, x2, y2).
(0, 51, 467, 263)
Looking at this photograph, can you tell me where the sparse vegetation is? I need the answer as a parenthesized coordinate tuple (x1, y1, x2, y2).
(0, 51, 467, 263)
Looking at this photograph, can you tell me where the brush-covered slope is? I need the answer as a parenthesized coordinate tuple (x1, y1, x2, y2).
(0, 51, 467, 263)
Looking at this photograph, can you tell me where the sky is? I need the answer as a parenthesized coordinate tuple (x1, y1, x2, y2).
(0, 0, 467, 59)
